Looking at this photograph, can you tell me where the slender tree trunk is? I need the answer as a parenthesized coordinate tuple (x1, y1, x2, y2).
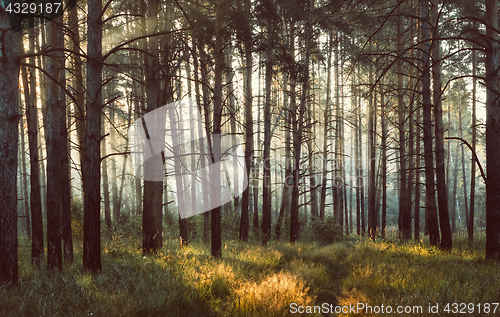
(421, 0, 439, 246)
(431, 0, 452, 250)
(19, 114, 30, 237)
(25, 17, 44, 266)
(57, 23, 72, 264)
(45, 16, 63, 271)
(319, 29, 333, 221)
(397, 9, 410, 239)
(211, 0, 224, 258)
(83, 0, 103, 272)
(70, 6, 85, 190)
(239, 5, 253, 239)
(368, 50, 376, 240)
(381, 83, 387, 239)
(102, 120, 112, 231)
(262, 18, 273, 245)
(458, 85, 469, 233)
(469, 48, 476, 244)
(415, 86, 421, 241)
(109, 106, 119, 227)
(291, 0, 313, 244)
(451, 139, 459, 231)
(142, 0, 164, 255)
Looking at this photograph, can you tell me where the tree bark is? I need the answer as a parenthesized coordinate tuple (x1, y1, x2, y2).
(469, 48, 476, 244)
(211, 0, 224, 258)
(290, 0, 313, 244)
(262, 15, 273, 245)
(319, 29, 333, 221)
(431, 0, 452, 251)
(83, 0, 103, 272)
(421, 0, 439, 246)
(397, 8, 410, 240)
(240, 0, 253, 240)
(25, 17, 44, 266)
(485, 0, 500, 261)
(142, 0, 164, 255)
(0, 8, 21, 284)
(45, 16, 63, 271)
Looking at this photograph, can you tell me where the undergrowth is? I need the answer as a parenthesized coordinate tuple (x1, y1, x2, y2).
(1, 230, 498, 316)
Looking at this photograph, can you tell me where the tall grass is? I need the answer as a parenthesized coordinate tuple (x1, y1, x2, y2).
(2, 231, 498, 316)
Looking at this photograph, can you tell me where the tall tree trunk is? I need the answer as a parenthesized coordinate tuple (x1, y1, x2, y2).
(109, 105, 119, 227)
(421, 0, 439, 246)
(469, 48, 476, 244)
(45, 16, 63, 271)
(458, 85, 468, 234)
(415, 85, 421, 241)
(319, 29, 333, 221)
(368, 49, 376, 240)
(397, 8, 410, 239)
(70, 6, 85, 191)
(262, 17, 273, 245)
(83, 0, 103, 272)
(193, 39, 210, 243)
(58, 23, 72, 264)
(451, 139, 459, 231)
(380, 83, 387, 238)
(142, 0, 164, 255)
(25, 17, 44, 266)
(20, 114, 30, 237)
(290, 0, 313, 244)
(0, 9, 21, 284)
(431, 0, 452, 250)
(485, 0, 500, 260)
(102, 120, 112, 231)
(240, 0, 253, 240)
(211, 0, 224, 258)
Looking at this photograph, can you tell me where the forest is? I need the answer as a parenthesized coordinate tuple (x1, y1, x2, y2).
(0, 0, 500, 315)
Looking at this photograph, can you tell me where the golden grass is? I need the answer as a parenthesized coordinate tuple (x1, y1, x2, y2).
(2, 232, 498, 316)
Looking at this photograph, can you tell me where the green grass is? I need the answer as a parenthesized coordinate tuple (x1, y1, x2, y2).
(1, 232, 498, 316)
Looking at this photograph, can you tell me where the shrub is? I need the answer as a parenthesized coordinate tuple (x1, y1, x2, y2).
(301, 215, 342, 244)
(71, 197, 84, 240)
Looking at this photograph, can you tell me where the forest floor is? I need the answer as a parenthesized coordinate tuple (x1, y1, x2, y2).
(1, 231, 498, 316)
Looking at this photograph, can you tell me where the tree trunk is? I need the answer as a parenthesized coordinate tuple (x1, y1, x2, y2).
(142, 0, 164, 255)
(102, 119, 112, 231)
(397, 9, 410, 240)
(262, 17, 273, 245)
(458, 84, 468, 234)
(19, 114, 30, 237)
(0, 9, 21, 284)
(25, 17, 44, 266)
(45, 16, 63, 271)
(109, 106, 119, 227)
(57, 23, 72, 264)
(240, 0, 253, 240)
(431, 0, 452, 251)
(421, 0, 439, 246)
(290, 0, 313, 244)
(380, 83, 387, 239)
(211, 0, 224, 258)
(485, 0, 500, 260)
(368, 50, 376, 240)
(415, 85, 421, 241)
(83, 0, 103, 272)
(469, 48, 476, 244)
(70, 6, 86, 191)
(319, 29, 333, 221)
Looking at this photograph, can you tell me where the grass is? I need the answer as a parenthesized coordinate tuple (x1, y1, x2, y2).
(1, 231, 498, 316)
